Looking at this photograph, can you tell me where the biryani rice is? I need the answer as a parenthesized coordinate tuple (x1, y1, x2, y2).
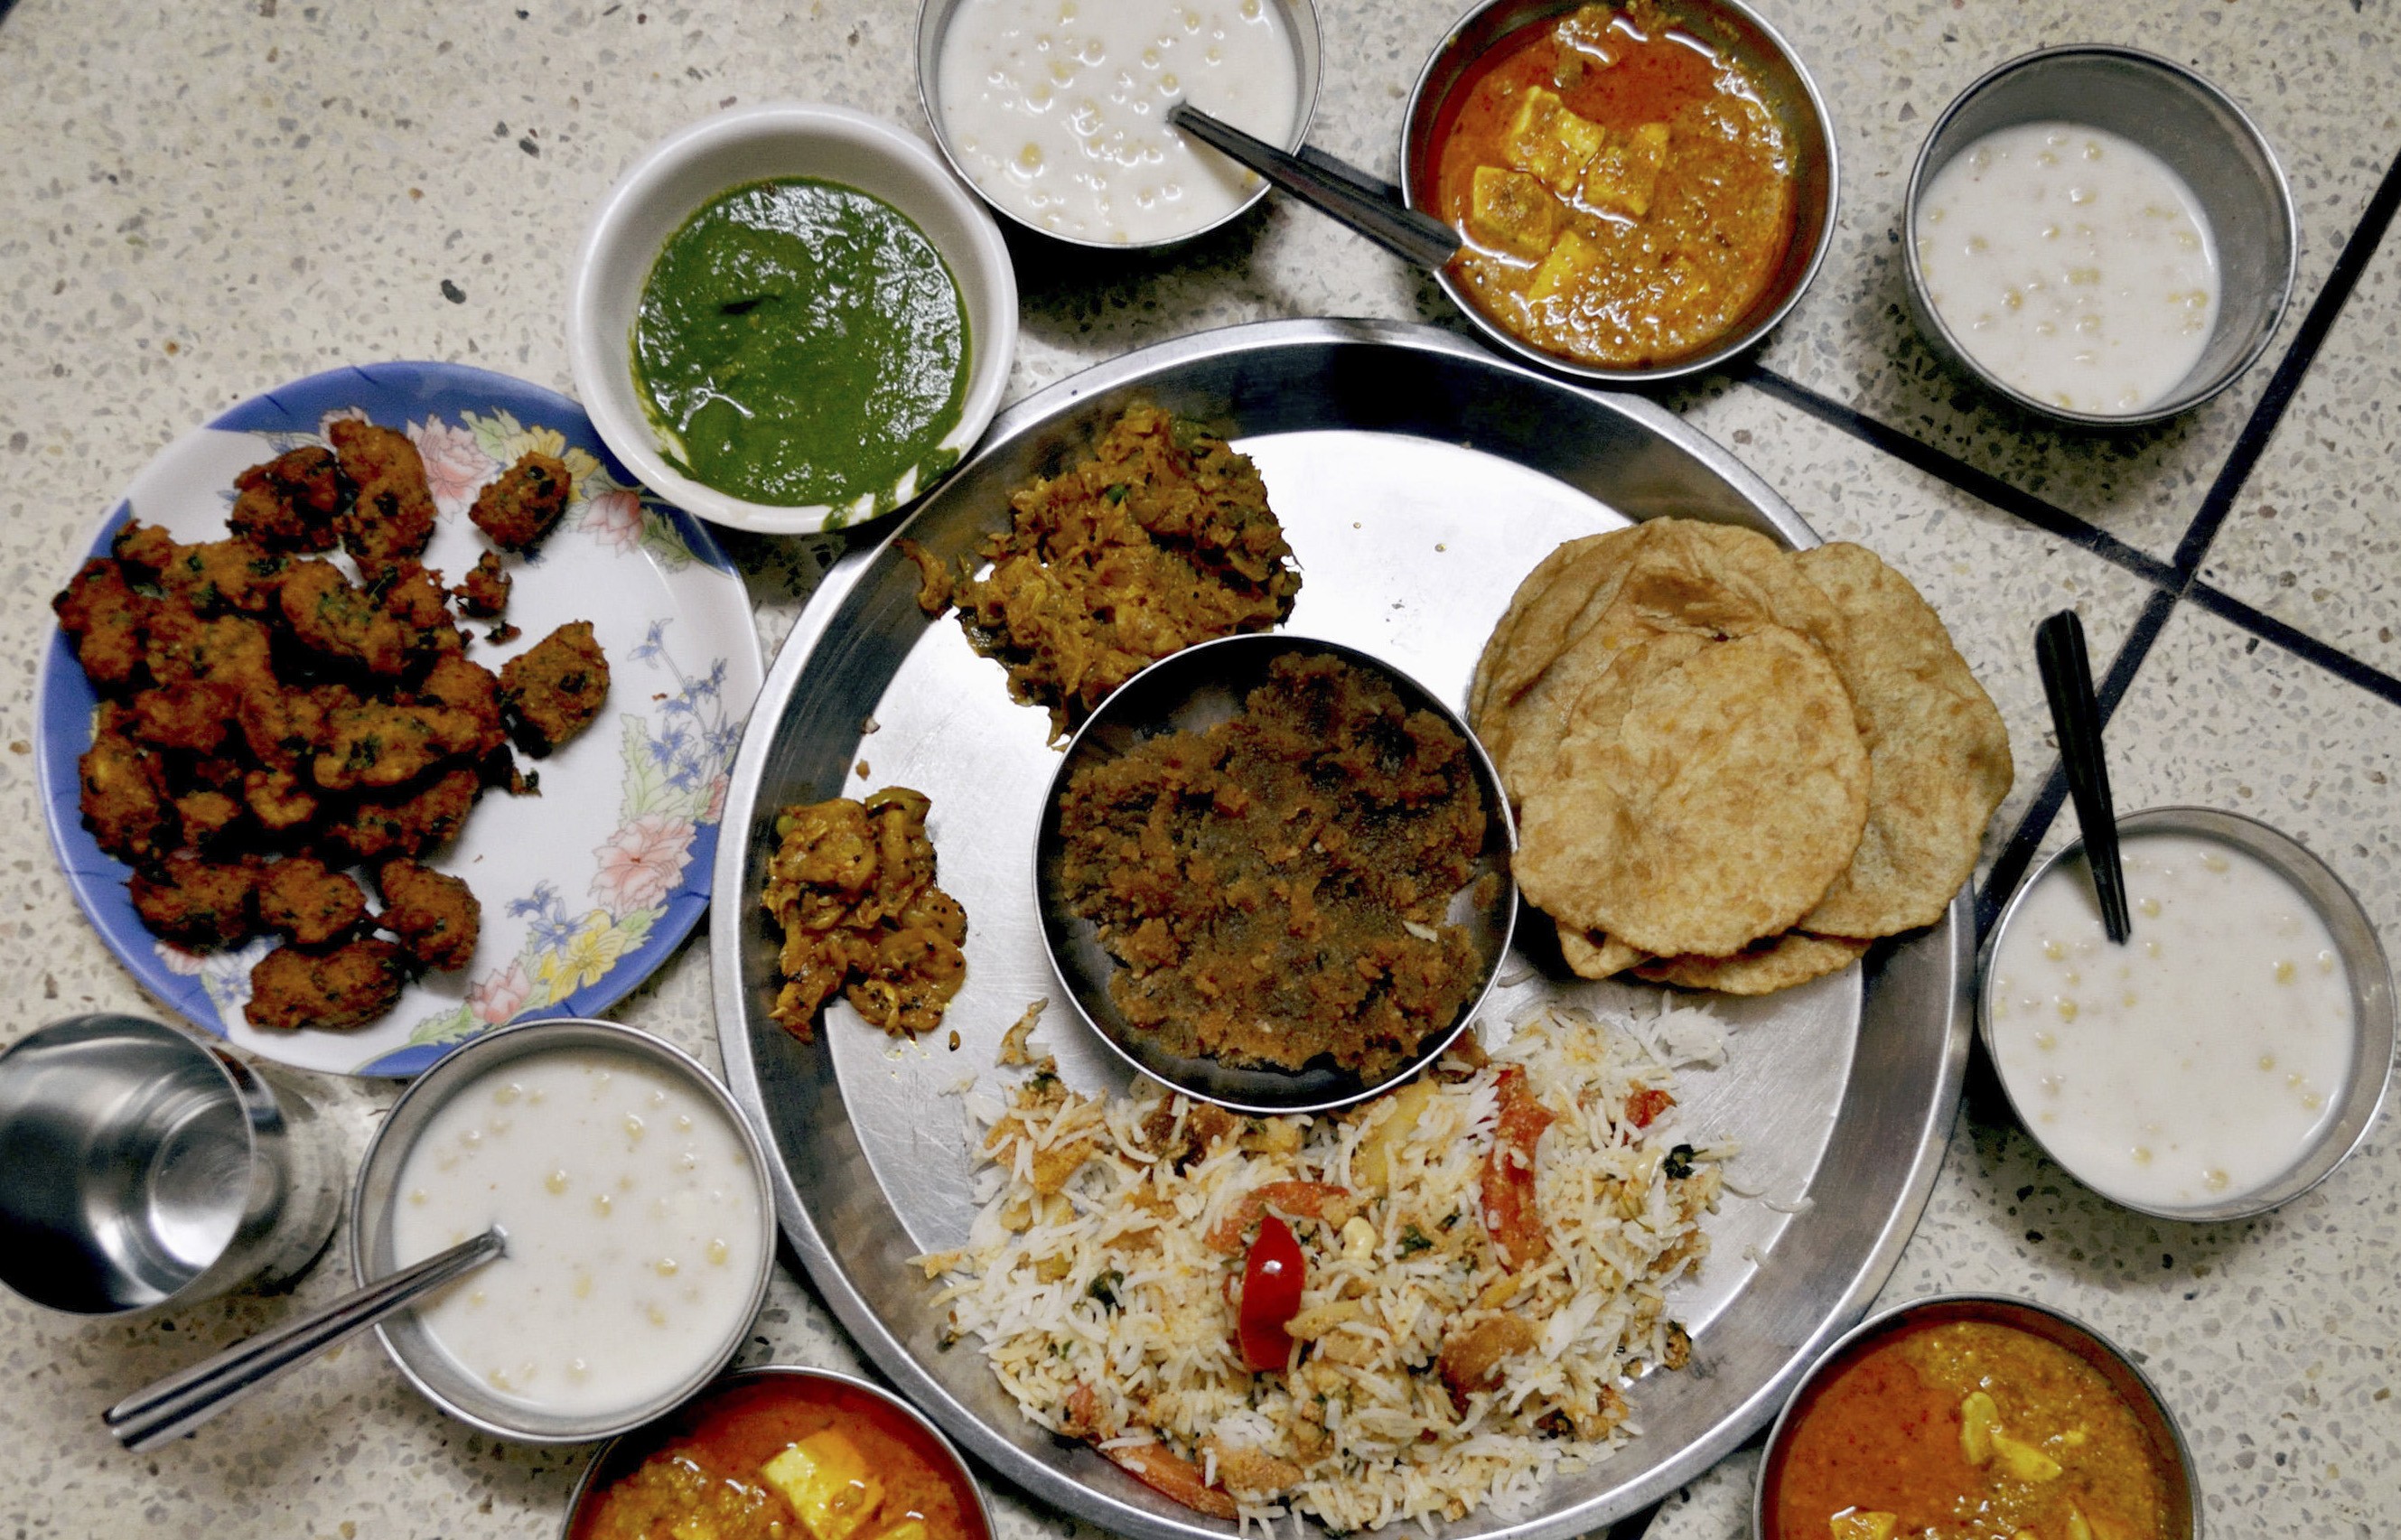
(920, 1004, 1724, 1532)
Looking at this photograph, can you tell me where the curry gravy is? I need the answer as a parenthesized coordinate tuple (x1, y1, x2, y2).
(1770, 1320, 2176, 1540)
(1428, 0, 1795, 369)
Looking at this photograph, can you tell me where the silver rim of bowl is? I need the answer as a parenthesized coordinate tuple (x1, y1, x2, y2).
(349, 1017, 780, 1445)
(558, 1365, 999, 1540)
(1032, 631, 1518, 1115)
(912, 0, 1325, 252)
(1976, 805, 2396, 1223)
(1901, 43, 2300, 429)
(1749, 1290, 2204, 1540)
(1397, 0, 1841, 384)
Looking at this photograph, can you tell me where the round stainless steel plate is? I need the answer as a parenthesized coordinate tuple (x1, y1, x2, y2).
(713, 318, 1970, 1540)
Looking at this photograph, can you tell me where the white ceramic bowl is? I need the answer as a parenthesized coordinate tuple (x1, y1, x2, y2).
(570, 103, 1018, 535)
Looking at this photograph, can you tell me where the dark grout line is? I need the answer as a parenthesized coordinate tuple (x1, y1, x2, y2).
(2168, 143, 2401, 579)
(2183, 583, 2401, 712)
(1741, 367, 2180, 588)
(1974, 587, 2181, 936)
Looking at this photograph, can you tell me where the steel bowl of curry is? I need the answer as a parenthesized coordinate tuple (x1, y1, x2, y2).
(1033, 634, 1518, 1117)
(1400, 0, 1837, 381)
(1755, 1293, 2201, 1540)
(561, 1366, 995, 1540)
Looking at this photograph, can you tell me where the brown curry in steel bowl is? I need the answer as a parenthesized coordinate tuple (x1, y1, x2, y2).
(1403, 0, 1836, 378)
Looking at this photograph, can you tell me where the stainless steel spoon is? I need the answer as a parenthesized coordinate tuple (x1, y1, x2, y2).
(103, 1227, 504, 1452)
(1167, 102, 1461, 270)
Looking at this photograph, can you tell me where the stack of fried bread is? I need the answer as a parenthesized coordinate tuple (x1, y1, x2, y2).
(1470, 518, 2012, 994)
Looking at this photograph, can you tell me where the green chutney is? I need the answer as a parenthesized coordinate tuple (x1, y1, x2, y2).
(632, 177, 970, 515)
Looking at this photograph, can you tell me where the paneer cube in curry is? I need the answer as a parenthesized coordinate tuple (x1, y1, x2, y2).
(1502, 87, 1607, 194)
(1581, 122, 1672, 219)
(1527, 229, 1609, 305)
(761, 1429, 887, 1540)
(1468, 166, 1562, 258)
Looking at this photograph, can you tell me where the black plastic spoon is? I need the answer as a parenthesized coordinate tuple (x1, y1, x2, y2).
(2035, 610, 2132, 944)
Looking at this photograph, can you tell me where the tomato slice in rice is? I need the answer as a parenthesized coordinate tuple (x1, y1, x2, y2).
(1237, 1214, 1305, 1371)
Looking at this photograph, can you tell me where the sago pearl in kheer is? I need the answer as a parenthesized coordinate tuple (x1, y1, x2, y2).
(1917, 122, 2219, 415)
(1986, 833, 2354, 1211)
(391, 1048, 763, 1416)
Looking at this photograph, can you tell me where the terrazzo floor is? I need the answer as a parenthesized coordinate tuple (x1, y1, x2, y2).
(0, 0, 2392, 1536)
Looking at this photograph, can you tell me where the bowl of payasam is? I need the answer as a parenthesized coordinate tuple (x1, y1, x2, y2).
(1401, 0, 1837, 381)
(571, 103, 1019, 534)
(1757, 1293, 2200, 1540)
(1978, 807, 2394, 1222)
(1902, 47, 2296, 426)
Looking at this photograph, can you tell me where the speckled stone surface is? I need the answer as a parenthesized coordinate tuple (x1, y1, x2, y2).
(2203, 222, 2401, 677)
(0, 1, 2395, 1537)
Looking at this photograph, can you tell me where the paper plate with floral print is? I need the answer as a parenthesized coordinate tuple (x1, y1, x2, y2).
(35, 361, 763, 1077)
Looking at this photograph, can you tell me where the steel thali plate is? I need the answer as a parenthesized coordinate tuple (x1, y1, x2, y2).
(713, 318, 1970, 1540)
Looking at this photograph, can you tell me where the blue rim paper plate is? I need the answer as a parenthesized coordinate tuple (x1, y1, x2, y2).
(35, 362, 765, 1077)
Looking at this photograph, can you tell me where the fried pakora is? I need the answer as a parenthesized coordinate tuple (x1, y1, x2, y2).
(278, 559, 418, 677)
(128, 854, 259, 949)
(909, 406, 1303, 741)
(313, 702, 489, 791)
(376, 857, 481, 971)
(327, 419, 438, 572)
(51, 415, 612, 1033)
(173, 789, 245, 848)
(246, 938, 409, 1031)
(257, 856, 369, 946)
(499, 621, 610, 755)
(469, 452, 572, 552)
(78, 723, 177, 863)
(761, 787, 968, 1041)
(229, 445, 346, 552)
(52, 558, 151, 688)
(374, 561, 464, 652)
(414, 654, 508, 758)
(115, 522, 291, 616)
(453, 552, 512, 617)
(321, 765, 482, 863)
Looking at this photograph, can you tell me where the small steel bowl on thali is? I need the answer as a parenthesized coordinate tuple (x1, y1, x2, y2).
(1032, 633, 1518, 1116)
(1752, 1293, 2201, 1540)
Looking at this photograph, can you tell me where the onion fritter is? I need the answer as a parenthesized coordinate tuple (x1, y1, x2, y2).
(257, 856, 369, 947)
(468, 452, 572, 552)
(129, 854, 260, 949)
(229, 445, 347, 552)
(499, 621, 610, 755)
(327, 419, 437, 572)
(910, 406, 1302, 740)
(246, 938, 409, 1031)
(377, 857, 481, 971)
(761, 787, 968, 1041)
